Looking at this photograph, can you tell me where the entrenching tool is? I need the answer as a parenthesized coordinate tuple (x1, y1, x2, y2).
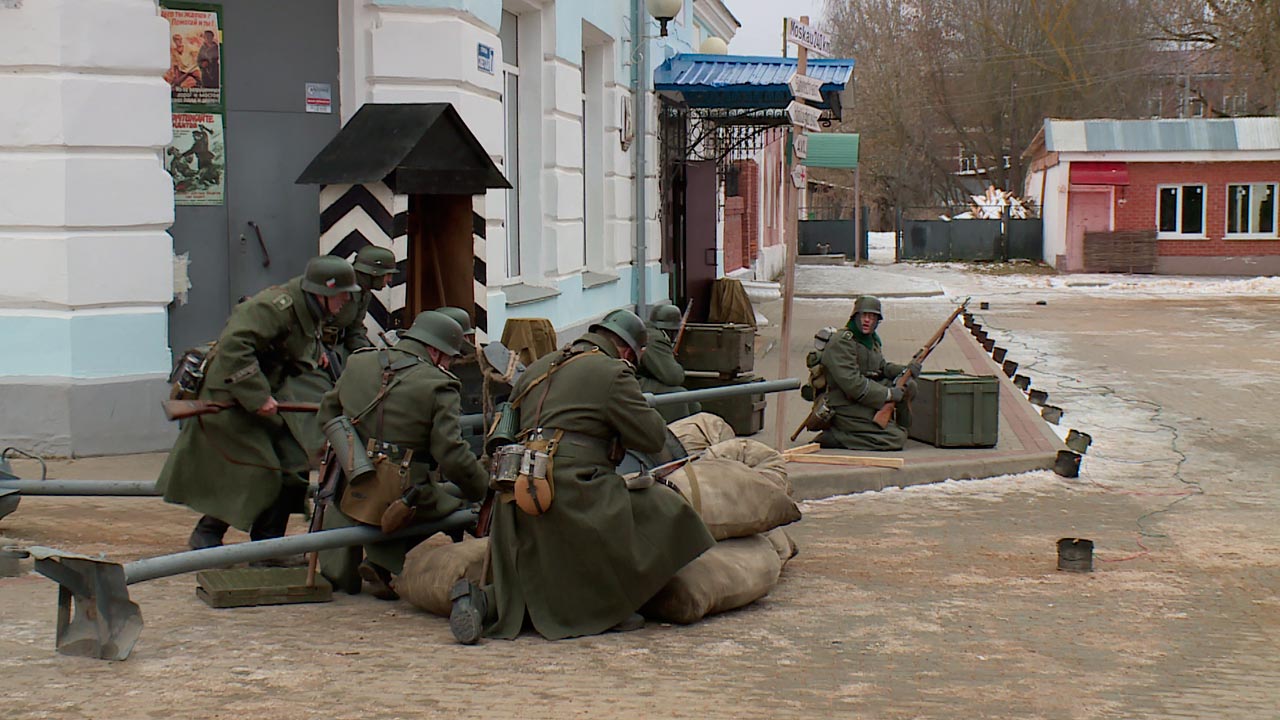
(32, 508, 477, 661)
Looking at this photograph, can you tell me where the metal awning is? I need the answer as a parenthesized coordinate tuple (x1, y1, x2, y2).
(1069, 161, 1129, 185)
(654, 53, 855, 116)
(297, 103, 510, 194)
(802, 133, 859, 169)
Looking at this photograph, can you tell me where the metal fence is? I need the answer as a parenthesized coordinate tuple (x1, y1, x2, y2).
(895, 207, 1043, 262)
(799, 204, 869, 260)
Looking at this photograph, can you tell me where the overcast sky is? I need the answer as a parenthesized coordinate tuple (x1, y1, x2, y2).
(724, 0, 827, 57)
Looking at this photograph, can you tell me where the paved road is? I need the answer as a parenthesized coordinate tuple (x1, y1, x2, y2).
(0, 276, 1276, 719)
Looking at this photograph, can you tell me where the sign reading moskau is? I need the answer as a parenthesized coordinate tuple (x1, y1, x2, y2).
(787, 18, 831, 56)
(788, 72, 824, 103)
(786, 100, 823, 133)
(793, 132, 809, 159)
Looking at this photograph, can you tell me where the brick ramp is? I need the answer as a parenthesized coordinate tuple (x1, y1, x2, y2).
(755, 300, 1065, 500)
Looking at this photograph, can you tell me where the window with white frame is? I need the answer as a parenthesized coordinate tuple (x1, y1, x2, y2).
(500, 10, 521, 278)
(1157, 184, 1206, 237)
(581, 24, 608, 272)
(1226, 182, 1277, 236)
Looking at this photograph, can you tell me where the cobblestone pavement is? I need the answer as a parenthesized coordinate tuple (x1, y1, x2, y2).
(1, 288, 1277, 719)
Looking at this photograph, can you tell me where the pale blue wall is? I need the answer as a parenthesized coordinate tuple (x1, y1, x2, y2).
(0, 311, 172, 378)
(488, 262, 670, 333)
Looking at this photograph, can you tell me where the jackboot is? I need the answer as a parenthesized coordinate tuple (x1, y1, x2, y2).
(449, 579, 490, 645)
(358, 560, 399, 601)
(188, 515, 229, 551)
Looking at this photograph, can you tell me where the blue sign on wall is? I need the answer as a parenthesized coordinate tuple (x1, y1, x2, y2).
(477, 43, 494, 75)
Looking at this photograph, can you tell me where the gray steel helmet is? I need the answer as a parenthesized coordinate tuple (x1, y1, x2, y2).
(852, 295, 883, 318)
(301, 256, 361, 296)
(590, 308, 649, 356)
(649, 303, 682, 331)
(353, 245, 397, 276)
(437, 306, 474, 337)
(401, 310, 466, 357)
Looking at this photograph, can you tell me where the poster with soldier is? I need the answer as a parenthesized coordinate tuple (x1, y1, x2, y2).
(167, 113, 225, 206)
(160, 2, 222, 108)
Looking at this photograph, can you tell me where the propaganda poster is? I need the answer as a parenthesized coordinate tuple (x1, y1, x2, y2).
(167, 113, 225, 206)
(160, 3, 223, 109)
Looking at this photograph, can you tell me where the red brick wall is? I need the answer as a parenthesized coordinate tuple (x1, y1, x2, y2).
(1114, 161, 1280, 257)
(724, 196, 746, 271)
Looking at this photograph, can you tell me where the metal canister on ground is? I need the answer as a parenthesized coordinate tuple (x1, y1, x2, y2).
(1057, 538, 1094, 572)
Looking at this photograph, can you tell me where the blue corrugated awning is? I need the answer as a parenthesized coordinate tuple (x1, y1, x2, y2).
(654, 54, 855, 112)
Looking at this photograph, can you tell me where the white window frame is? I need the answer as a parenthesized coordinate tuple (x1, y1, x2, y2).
(1225, 182, 1279, 239)
(1156, 184, 1208, 239)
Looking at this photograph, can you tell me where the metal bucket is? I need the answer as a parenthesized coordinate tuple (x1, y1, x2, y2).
(1057, 538, 1093, 572)
(1053, 450, 1081, 478)
(1013, 374, 1031, 391)
(973, 328, 988, 342)
(1028, 388, 1049, 406)
(969, 323, 983, 336)
(979, 301, 990, 310)
(992, 346, 1007, 363)
(1065, 429, 1092, 454)
(1002, 359, 1019, 377)
(981, 338, 995, 352)
(1041, 405, 1064, 424)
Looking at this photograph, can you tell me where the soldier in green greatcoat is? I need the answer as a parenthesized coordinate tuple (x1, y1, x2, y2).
(315, 311, 488, 599)
(449, 309, 715, 644)
(636, 303, 700, 423)
(814, 295, 920, 451)
(332, 244, 398, 355)
(158, 256, 360, 550)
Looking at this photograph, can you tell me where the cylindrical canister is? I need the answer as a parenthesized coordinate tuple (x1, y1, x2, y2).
(322, 415, 375, 483)
(1057, 538, 1094, 572)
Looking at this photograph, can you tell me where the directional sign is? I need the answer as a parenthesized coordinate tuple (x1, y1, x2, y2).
(786, 100, 822, 133)
(793, 132, 809, 160)
(788, 72, 824, 103)
(787, 18, 832, 56)
(791, 164, 808, 189)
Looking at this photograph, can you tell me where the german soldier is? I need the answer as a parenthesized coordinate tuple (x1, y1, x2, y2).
(331, 244, 398, 355)
(636, 303, 700, 422)
(158, 255, 360, 550)
(449, 309, 715, 643)
(814, 295, 920, 451)
(315, 311, 488, 599)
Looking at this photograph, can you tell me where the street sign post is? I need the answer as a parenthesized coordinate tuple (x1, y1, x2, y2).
(786, 100, 822, 132)
(788, 72, 824, 103)
(793, 132, 808, 160)
(790, 164, 807, 189)
(787, 17, 831, 56)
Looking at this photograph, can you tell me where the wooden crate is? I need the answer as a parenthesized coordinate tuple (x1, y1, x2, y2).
(196, 568, 333, 608)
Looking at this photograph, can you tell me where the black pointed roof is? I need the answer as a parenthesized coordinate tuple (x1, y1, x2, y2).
(296, 103, 511, 194)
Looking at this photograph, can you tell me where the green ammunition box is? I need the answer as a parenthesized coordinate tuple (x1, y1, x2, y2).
(908, 371, 1000, 448)
(682, 371, 766, 436)
(676, 323, 755, 377)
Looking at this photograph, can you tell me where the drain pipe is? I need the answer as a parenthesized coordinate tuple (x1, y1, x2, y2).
(630, 0, 649, 317)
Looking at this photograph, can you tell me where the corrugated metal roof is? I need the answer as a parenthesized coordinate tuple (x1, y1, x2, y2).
(802, 132, 859, 169)
(1044, 117, 1280, 153)
(653, 54, 855, 110)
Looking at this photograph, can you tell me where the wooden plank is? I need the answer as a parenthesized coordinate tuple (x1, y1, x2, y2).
(787, 454, 905, 469)
(196, 568, 333, 608)
(782, 443, 820, 459)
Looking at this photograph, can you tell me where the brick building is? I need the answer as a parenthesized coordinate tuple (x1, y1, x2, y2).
(1024, 118, 1280, 275)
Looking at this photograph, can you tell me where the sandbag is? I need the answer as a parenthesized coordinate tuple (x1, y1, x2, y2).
(668, 457, 800, 540)
(668, 412, 736, 453)
(764, 527, 799, 567)
(641, 534, 781, 624)
(704, 438, 790, 495)
(395, 537, 488, 617)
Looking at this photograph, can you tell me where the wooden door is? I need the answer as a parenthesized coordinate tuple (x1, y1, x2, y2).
(1064, 188, 1112, 272)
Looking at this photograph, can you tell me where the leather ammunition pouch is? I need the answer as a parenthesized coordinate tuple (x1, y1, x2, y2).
(803, 396, 835, 433)
(339, 443, 414, 526)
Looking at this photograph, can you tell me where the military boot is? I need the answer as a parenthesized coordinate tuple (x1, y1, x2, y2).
(609, 613, 645, 633)
(449, 579, 490, 645)
(358, 560, 399, 601)
(188, 515, 229, 551)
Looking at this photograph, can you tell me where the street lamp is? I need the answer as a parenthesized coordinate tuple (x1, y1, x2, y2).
(700, 36, 728, 54)
(646, 0, 682, 37)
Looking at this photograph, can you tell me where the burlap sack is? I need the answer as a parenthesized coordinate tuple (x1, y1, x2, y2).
(641, 535, 781, 624)
(764, 527, 799, 567)
(668, 412, 736, 453)
(395, 537, 488, 617)
(703, 438, 791, 495)
(668, 457, 800, 540)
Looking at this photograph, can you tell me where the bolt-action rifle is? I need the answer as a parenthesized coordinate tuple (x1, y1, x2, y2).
(871, 298, 970, 429)
(672, 300, 695, 354)
(162, 399, 319, 422)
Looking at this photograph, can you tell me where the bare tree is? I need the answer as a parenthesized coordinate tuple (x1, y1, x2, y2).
(1156, 0, 1280, 115)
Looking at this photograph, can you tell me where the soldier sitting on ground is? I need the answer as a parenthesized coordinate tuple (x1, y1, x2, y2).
(449, 309, 715, 643)
(158, 256, 360, 552)
(636, 303, 701, 422)
(315, 311, 488, 599)
(813, 295, 920, 452)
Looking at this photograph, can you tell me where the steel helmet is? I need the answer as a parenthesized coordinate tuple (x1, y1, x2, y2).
(353, 245, 397, 276)
(301, 256, 361, 297)
(437, 306, 475, 338)
(401, 310, 466, 357)
(852, 295, 883, 318)
(590, 309, 649, 357)
(649, 303, 682, 331)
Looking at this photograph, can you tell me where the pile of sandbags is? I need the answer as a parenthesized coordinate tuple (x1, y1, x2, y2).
(668, 412, 736, 452)
(642, 435, 801, 624)
(396, 537, 488, 617)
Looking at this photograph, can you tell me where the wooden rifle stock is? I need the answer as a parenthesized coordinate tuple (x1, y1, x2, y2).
(671, 300, 694, 354)
(162, 399, 320, 422)
(871, 299, 971, 429)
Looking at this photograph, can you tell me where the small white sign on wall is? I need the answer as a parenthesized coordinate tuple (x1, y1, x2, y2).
(1, 1, 23, 8)
(305, 83, 332, 114)
(477, 44, 495, 75)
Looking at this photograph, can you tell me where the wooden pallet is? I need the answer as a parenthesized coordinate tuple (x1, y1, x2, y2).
(1082, 230, 1158, 273)
(195, 567, 333, 608)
